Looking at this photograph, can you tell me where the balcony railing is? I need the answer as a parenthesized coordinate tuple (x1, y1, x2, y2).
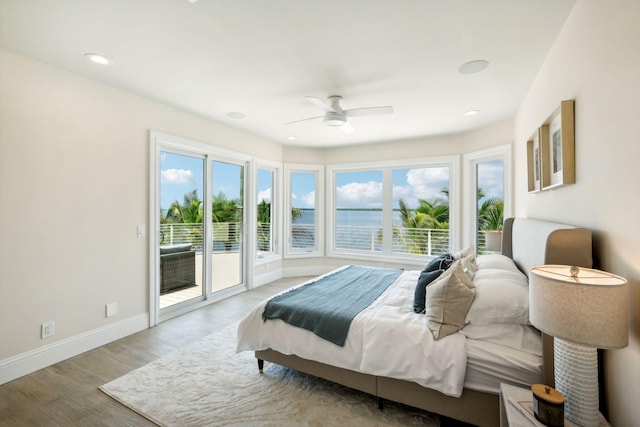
(334, 225, 451, 256)
(160, 222, 242, 252)
(160, 222, 492, 256)
(291, 224, 316, 249)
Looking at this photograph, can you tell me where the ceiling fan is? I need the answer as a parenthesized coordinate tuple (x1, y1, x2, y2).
(284, 95, 394, 133)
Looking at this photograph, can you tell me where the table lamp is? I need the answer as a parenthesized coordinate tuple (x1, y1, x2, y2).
(529, 265, 628, 427)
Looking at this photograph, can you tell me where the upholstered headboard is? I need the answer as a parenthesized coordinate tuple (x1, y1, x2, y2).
(502, 217, 593, 277)
(501, 218, 593, 387)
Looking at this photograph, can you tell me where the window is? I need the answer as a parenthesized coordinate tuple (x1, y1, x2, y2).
(391, 166, 451, 256)
(284, 164, 324, 257)
(327, 156, 459, 261)
(463, 145, 511, 252)
(334, 170, 383, 252)
(256, 168, 273, 256)
(255, 161, 280, 262)
(476, 159, 505, 251)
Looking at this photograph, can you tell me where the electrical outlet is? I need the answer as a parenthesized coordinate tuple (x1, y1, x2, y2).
(106, 302, 118, 318)
(41, 321, 55, 339)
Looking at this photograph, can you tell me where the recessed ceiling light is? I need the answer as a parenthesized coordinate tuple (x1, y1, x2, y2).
(464, 110, 480, 116)
(226, 112, 245, 119)
(84, 53, 111, 65)
(287, 136, 296, 141)
(458, 60, 489, 75)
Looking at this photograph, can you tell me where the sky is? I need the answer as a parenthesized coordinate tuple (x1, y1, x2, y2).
(160, 152, 503, 211)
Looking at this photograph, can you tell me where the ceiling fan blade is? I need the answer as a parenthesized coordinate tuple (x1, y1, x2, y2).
(340, 122, 354, 134)
(345, 106, 394, 118)
(283, 115, 324, 125)
(306, 96, 336, 113)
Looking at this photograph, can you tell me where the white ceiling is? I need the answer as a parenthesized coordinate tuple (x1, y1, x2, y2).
(0, 0, 576, 148)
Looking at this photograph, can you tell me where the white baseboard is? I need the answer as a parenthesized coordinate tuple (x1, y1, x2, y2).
(252, 268, 283, 288)
(0, 313, 149, 385)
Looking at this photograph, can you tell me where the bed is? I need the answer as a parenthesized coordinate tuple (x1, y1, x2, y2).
(236, 218, 593, 426)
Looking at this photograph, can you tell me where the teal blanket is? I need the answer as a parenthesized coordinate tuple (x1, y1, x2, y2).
(262, 265, 403, 346)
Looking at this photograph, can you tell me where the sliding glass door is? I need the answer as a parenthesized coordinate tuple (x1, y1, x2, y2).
(210, 160, 244, 292)
(159, 151, 205, 310)
(151, 132, 248, 322)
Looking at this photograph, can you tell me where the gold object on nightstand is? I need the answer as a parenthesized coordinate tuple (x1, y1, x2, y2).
(532, 384, 564, 426)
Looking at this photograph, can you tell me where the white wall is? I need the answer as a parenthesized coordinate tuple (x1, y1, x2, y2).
(0, 49, 282, 367)
(514, 2, 640, 425)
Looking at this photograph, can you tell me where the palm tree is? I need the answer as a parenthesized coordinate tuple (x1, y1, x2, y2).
(211, 192, 242, 250)
(165, 190, 203, 224)
(291, 207, 302, 221)
(257, 199, 271, 251)
(478, 197, 504, 231)
(211, 191, 241, 223)
(161, 190, 204, 248)
(395, 193, 450, 255)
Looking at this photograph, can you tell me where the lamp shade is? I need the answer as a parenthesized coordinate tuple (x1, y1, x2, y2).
(529, 265, 628, 349)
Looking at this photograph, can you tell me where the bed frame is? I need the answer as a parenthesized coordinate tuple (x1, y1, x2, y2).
(256, 218, 593, 426)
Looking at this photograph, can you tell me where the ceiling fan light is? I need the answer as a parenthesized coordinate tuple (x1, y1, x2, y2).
(323, 112, 346, 127)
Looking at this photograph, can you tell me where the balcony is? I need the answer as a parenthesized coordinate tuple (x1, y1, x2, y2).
(160, 222, 492, 259)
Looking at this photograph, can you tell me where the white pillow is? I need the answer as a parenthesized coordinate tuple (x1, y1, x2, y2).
(461, 323, 542, 356)
(476, 254, 522, 274)
(465, 268, 529, 325)
(452, 246, 478, 280)
(459, 254, 478, 280)
(425, 261, 476, 340)
(452, 246, 474, 260)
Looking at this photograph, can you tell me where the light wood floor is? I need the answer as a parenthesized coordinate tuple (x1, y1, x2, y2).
(0, 276, 472, 427)
(0, 276, 308, 427)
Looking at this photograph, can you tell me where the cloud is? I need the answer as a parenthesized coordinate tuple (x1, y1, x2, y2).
(257, 188, 271, 203)
(477, 162, 504, 200)
(392, 184, 412, 199)
(391, 167, 450, 207)
(406, 167, 449, 196)
(301, 191, 315, 206)
(291, 191, 316, 208)
(161, 168, 193, 184)
(336, 181, 383, 208)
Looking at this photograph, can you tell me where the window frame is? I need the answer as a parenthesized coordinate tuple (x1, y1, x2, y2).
(284, 163, 325, 258)
(149, 130, 251, 324)
(253, 159, 282, 265)
(462, 144, 512, 250)
(326, 155, 460, 263)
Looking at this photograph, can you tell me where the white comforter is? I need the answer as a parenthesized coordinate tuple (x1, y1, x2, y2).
(236, 268, 468, 397)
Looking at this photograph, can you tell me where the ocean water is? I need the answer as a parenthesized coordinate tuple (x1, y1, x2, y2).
(294, 209, 401, 227)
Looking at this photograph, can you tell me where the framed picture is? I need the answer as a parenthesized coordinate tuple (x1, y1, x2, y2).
(541, 99, 575, 190)
(527, 129, 541, 192)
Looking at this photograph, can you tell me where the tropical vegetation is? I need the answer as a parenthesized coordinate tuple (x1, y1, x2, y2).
(394, 188, 450, 255)
(478, 197, 504, 231)
(395, 187, 503, 254)
(162, 187, 503, 254)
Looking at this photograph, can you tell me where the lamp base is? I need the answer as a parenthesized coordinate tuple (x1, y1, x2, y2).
(554, 338, 599, 427)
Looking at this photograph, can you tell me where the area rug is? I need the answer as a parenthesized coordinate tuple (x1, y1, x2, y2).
(100, 323, 440, 426)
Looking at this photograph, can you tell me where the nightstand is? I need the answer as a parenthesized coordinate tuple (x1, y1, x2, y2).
(499, 383, 610, 427)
